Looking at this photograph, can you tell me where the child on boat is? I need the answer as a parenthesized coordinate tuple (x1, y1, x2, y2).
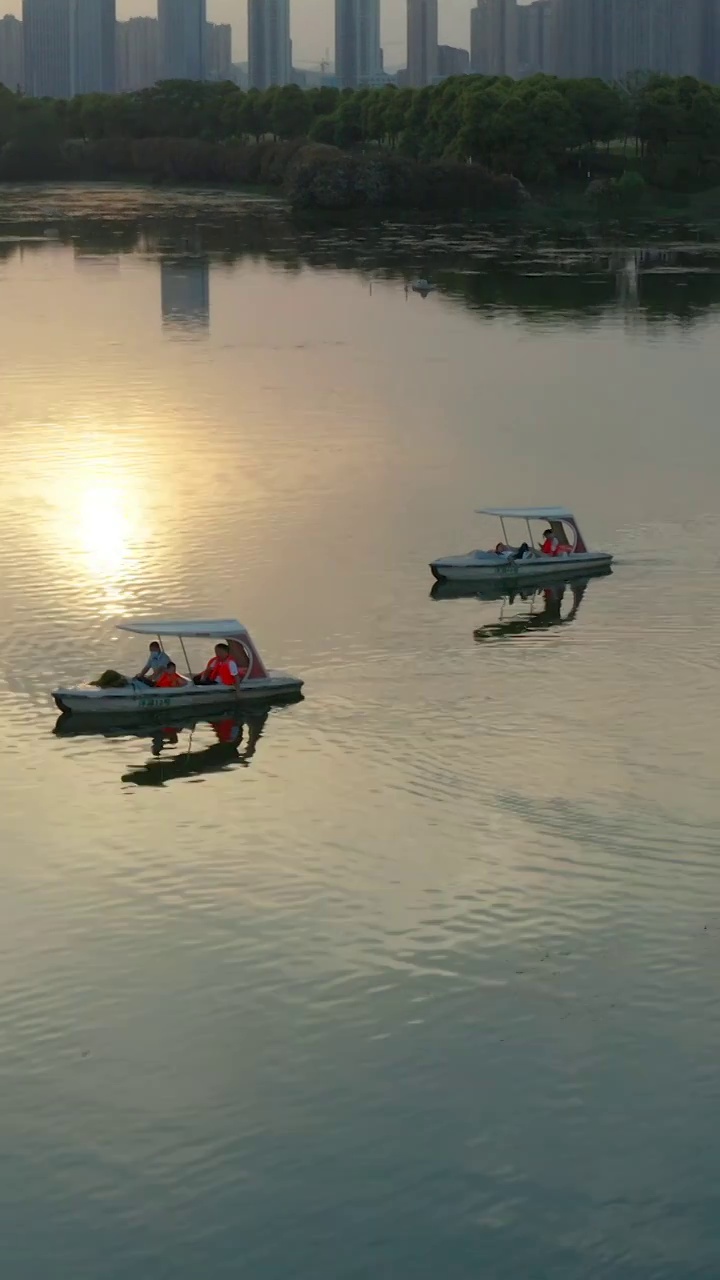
(155, 662, 187, 689)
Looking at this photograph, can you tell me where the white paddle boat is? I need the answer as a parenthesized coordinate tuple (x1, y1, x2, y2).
(430, 507, 613, 584)
(53, 617, 303, 717)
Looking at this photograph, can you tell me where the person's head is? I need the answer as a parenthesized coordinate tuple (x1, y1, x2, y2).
(214, 643, 229, 659)
(149, 641, 162, 654)
(166, 660, 176, 673)
(543, 529, 552, 540)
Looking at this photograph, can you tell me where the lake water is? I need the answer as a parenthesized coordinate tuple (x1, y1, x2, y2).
(1, 184, 720, 1279)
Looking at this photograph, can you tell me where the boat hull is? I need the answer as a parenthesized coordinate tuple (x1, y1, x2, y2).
(431, 564, 612, 602)
(430, 551, 612, 584)
(53, 672, 303, 717)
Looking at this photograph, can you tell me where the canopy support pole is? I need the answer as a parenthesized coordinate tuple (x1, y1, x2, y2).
(178, 636, 192, 677)
(526, 518, 534, 549)
(500, 517, 508, 546)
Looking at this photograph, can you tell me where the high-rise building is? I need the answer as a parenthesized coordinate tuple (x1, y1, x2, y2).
(437, 44, 470, 78)
(699, 0, 720, 81)
(664, 0, 709, 76)
(23, 0, 71, 97)
(547, 0, 616, 77)
(517, 0, 550, 74)
(470, 0, 518, 77)
(70, 0, 115, 94)
(546, 0, 718, 82)
(248, 0, 291, 89)
(335, 0, 381, 88)
(547, 0, 591, 76)
(158, 0, 206, 81)
(206, 21, 232, 80)
(116, 16, 158, 90)
(0, 14, 24, 90)
(407, 0, 438, 86)
(609, 0, 656, 79)
(470, 1, 488, 71)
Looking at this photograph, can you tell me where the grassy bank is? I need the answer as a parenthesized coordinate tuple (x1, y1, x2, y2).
(0, 137, 526, 214)
(3, 136, 720, 229)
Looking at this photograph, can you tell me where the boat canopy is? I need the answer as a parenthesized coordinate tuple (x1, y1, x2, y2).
(117, 618, 248, 638)
(476, 506, 576, 521)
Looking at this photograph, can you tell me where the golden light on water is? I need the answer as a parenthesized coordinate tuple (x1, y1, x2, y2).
(42, 432, 152, 610)
(75, 479, 138, 584)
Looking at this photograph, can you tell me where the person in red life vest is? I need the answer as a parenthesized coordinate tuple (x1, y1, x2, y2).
(155, 661, 187, 689)
(194, 643, 245, 695)
(540, 528, 559, 556)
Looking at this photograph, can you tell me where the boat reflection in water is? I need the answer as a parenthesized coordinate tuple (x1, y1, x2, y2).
(121, 711, 269, 787)
(54, 697, 302, 787)
(431, 568, 612, 642)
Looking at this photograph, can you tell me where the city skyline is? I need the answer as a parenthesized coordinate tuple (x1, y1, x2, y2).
(4, 0, 720, 94)
(2, 0, 485, 63)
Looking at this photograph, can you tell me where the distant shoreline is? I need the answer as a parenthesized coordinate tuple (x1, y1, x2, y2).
(2, 168, 720, 233)
(2, 72, 719, 221)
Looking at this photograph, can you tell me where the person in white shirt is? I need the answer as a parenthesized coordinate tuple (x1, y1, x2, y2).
(135, 641, 172, 685)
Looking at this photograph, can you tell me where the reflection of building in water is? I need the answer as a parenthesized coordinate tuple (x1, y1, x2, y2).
(160, 258, 210, 334)
(612, 247, 677, 308)
(74, 250, 120, 270)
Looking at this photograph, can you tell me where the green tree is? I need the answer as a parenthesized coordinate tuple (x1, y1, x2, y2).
(269, 83, 313, 139)
(0, 102, 65, 177)
(309, 113, 339, 145)
(560, 77, 627, 148)
(333, 91, 365, 148)
(237, 88, 269, 141)
(307, 86, 340, 118)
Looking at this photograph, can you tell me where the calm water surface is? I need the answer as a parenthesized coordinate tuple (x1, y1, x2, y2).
(1, 185, 720, 1278)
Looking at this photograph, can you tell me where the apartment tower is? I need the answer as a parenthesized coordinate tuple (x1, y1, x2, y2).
(407, 0, 438, 87)
(158, 0, 206, 81)
(248, 0, 291, 89)
(335, 0, 381, 88)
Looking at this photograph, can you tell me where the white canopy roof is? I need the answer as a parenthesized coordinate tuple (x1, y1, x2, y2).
(117, 618, 247, 638)
(476, 506, 576, 521)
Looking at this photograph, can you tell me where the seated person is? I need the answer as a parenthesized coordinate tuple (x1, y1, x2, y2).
(495, 542, 532, 560)
(511, 542, 531, 561)
(193, 643, 244, 693)
(541, 528, 559, 556)
(155, 661, 187, 689)
(135, 641, 172, 685)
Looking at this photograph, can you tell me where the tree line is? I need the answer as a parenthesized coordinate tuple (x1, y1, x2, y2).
(1, 71, 720, 190)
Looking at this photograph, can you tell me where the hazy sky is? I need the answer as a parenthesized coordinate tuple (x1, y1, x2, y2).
(4, 0, 481, 65)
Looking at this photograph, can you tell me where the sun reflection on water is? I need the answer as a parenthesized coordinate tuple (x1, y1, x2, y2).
(76, 481, 137, 583)
(45, 434, 151, 612)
